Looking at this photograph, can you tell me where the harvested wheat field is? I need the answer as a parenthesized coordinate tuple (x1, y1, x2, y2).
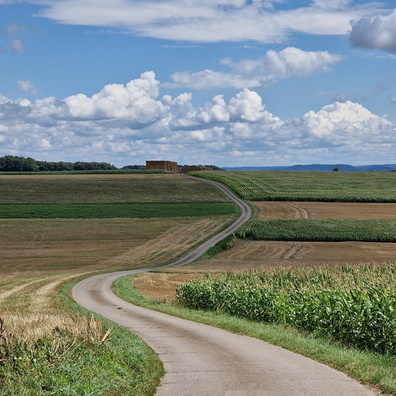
(135, 201, 396, 301)
(0, 216, 232, 314)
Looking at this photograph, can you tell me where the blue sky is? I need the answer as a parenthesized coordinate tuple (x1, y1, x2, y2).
(1, 0, 396, 167)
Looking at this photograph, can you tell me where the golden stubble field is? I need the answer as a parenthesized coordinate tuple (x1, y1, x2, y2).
(0, 214, 233, 342)
(0, 216, 232, 311)
(134, 201, 396, 301)
(0, 172, 238, 342)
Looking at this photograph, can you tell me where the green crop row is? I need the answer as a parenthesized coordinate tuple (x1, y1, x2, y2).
(0, 203, 238, 219)
(236, 219, 396, 242)
(176, 264, 396, 354)
(190, 171, 396, 202)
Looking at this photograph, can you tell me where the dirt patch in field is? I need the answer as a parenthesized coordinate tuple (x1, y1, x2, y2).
(253, 201, 396, 220)
(133, 273, 202, 302)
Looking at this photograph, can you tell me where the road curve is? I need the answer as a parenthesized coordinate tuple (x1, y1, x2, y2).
(73, 177, 376, 396)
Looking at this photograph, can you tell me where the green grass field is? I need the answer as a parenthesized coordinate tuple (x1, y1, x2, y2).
(0, 174, 231, 204)
(0, 202, 238, 219)
(190, 170, 396, 202)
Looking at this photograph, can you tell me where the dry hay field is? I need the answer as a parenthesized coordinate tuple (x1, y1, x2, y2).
(0, 173, 233, 336)
(135, 200, 396, 301)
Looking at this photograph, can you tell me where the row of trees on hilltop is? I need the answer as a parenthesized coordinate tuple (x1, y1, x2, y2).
(0, 156, 117, 172)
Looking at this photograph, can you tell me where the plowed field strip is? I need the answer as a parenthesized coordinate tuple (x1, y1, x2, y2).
(254, 202, 396, 220)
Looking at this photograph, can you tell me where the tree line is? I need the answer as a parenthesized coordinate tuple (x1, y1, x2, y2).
(0, 156, 117, 172)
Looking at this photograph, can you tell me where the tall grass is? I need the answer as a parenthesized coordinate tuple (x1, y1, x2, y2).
(0, 312, 162, 395)
(0, 314, 111, 394)
(176, 263, 396, 355)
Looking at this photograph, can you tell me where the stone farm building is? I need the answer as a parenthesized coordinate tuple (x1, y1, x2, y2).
(180, 165, 212, 173)
(145, 160, 179, 173)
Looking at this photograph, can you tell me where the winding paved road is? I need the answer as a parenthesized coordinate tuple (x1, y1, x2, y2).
(73, 177, 376, 396)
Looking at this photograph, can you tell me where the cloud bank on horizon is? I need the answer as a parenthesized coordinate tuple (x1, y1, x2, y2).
(1, 71, 393, 167)
(0, 0, 396, 167)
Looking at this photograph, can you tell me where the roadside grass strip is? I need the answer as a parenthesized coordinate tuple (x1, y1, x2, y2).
(237, 219, 396, 242)
(190, 170, 396, 202)
(176, 264, 396, 356)
(0, 203, 238, 219)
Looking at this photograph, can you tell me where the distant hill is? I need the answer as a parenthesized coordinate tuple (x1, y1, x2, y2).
(224, 164, 396, 172)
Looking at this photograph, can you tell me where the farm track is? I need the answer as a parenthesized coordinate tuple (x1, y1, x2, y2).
(286, 202, 310, 219)
(73, 177, 376, 396)
(0, 278, 47, 304)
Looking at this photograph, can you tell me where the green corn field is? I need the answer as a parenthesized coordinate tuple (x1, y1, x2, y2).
(176, 264, 396, 355)
(190, 170, 396, 202)
(237, 219, 396, 242)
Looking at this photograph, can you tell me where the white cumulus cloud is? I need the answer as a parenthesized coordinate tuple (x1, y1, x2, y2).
(166, 47, 342, 90)
(0, 71, 395, 167)
(303, 101, 392, 139)
(227, 47, 342, 80)
(65, 71, 167, 126)
(350, 10, 396, 54)
(168, 88, 280, 129)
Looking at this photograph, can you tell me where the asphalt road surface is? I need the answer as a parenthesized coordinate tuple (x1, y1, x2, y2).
(73, 177, 376, 396)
